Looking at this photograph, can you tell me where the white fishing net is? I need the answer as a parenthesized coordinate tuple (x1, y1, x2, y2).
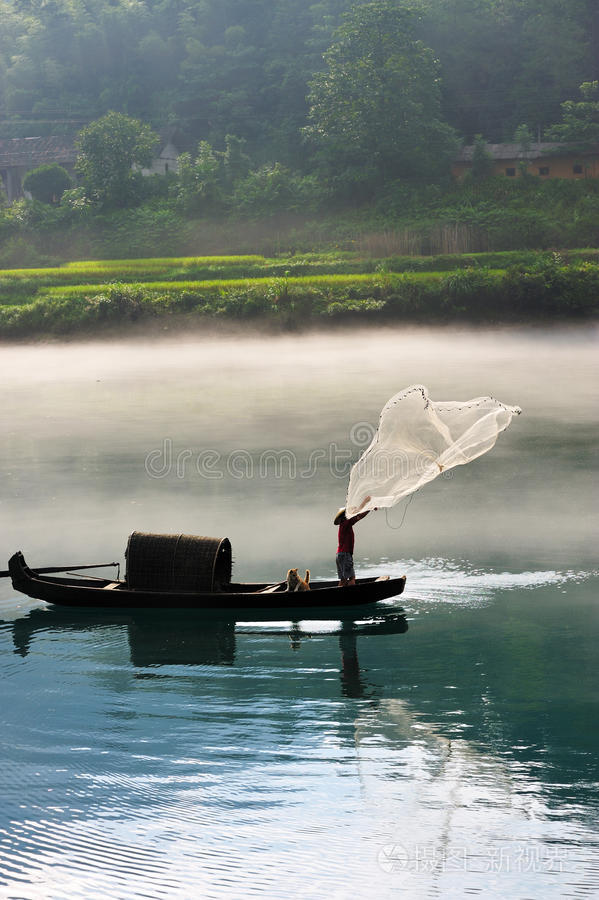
(345, 385, 522, 516)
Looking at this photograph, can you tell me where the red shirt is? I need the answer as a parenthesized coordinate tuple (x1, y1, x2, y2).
(337, 512, 368, 554)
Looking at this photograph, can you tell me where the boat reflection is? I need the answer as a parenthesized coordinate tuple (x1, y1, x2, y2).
(127, 614, 237, 666)
(4, 605, 408, 680)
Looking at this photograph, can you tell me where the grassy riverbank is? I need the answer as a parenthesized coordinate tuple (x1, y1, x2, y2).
(4, 177, 599, 268)
(1, 249, 598, 337)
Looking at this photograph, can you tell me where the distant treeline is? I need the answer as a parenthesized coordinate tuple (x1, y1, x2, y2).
(2, 0, 598, 270)
(0, 0, 595, 157)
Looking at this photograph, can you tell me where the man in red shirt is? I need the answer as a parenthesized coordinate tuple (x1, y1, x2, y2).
(334, 507, 371, 587)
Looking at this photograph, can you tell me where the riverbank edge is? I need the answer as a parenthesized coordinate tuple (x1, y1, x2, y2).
(1, 262, 597, 339)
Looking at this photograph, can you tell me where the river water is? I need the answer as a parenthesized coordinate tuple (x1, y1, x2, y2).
(0, 325, 597, 899)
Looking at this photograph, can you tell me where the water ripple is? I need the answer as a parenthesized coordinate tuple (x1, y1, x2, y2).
(359, 558, 596, 607)
(1, 566, 597, 898)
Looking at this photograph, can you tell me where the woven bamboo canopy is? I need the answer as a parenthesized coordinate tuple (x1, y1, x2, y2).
(125, 532, 232, 592)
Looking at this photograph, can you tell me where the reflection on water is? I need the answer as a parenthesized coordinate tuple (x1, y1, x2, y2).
(355, 698, 599, 895)
(0, 326, 598, 898)
(363, 556, 594, 608)
(6, 605, 408, 673)
(0, 575, 597, 899)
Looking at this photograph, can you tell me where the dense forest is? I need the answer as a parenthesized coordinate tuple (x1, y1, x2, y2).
(1, 0, 597, 157)
(1, 0, 599, 266)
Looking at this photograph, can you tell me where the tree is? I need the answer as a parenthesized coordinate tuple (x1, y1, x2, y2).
(231, 163, 320, 215)
(75, 112, 158, 207)
(22, 164, 72, 204)
(305, 0, 458, 189)
(418, 0, 592, 142)
(176, 141, 223, 212)
(221, 135, 251, 188)
(470, 135, 494, 180)
(545, 81, 599, 143)
(514, 124, 533, 175)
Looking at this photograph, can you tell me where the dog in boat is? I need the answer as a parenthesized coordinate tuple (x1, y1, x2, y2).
(286, 568, 310, 591)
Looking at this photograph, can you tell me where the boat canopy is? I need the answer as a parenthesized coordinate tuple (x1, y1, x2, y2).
(125, 532, 232, 592)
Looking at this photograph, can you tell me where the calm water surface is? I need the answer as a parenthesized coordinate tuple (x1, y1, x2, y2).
(0, 325, 597, 898)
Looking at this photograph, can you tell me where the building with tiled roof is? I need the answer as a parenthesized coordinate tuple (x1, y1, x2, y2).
(0, 136, 78, 201)
(453, 141, 599, 180)
(0, 132, 182, 202)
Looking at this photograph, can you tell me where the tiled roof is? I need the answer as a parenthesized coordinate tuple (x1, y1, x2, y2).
(0, 136, 77, 168)
(454, 141, 592, 162)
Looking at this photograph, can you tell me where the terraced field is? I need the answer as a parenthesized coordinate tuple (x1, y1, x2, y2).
(0, 250, 597, 336)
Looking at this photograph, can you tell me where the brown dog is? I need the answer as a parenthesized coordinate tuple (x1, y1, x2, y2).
(286, 568, 310, 591)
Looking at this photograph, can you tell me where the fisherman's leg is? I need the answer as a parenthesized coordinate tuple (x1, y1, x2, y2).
(347, 555, 356, 586)
(336, 552, 346, 587)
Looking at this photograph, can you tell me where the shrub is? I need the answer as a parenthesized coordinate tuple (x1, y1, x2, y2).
(22, 164, 72, 204)
(231, 164, 321, 216)
(0, 236, 55, 269)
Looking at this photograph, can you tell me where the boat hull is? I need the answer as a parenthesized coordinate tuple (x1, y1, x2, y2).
(8, 552, 406, 610)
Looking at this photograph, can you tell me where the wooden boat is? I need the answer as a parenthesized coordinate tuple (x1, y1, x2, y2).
(7, 548, 406, 611)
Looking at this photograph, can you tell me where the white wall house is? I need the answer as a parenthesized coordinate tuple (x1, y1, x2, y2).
(141, 140, 181, 176)
(0, 133, 182, 201)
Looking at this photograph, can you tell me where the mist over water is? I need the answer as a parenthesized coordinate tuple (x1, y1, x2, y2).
(1, 324, 597, 573)
(1, 324, 597, 898)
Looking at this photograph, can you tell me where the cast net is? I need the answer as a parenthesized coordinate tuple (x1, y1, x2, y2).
(345, 384, 521, 517)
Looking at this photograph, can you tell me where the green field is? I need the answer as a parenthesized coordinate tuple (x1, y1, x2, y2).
(0, 250, 597, 337)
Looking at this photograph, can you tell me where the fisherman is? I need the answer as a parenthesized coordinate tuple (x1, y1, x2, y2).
(334, 505, 373, 587)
